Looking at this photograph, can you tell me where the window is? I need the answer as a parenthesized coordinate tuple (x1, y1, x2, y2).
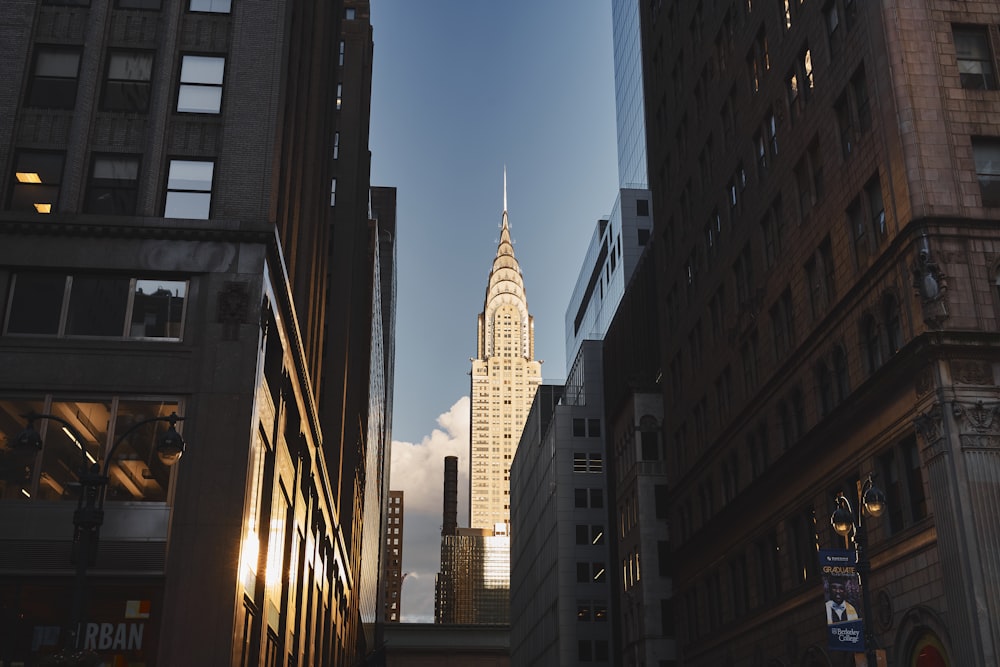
(189, 0, 231, 12)
(835, 94, 854, 157)
(954, 26, 996, 90)
(27, 46, 81, 109)
(573, 418, 586, 437)
(972, 137, 1000, 206)
(339, 41, 345, 66)
(345, 7, 355, 19)
(575, 488, 603, 509)
(330, 178, 337, 206)
(833, 344, 850, 401)
(878, 436, 928, 535)
(852, 67, 872, 132)
(760, 197, 784, 269)
(118, 0, 161, 9)
(866, 176, 886, 239)
(5, 273, 188, 339)
(861, 312, 882, 374)
(103, 51, 153, 112)
(825, 1, 842, 54)
(883, 293, 903, 355)
(0, 396, 182, 502)
(177, 55, 225, 113)
(757, 531, 781, 601)
(9, 151, 63, 214)
(84, 155, 140, 215)
(637, 198, 649, 216)
(336, 83, 342, 110)
(817, 361, 834, 416)
(165, 159, 214, 219)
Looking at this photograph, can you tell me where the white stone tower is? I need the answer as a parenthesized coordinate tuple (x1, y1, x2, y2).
(469, 170, 543, 533)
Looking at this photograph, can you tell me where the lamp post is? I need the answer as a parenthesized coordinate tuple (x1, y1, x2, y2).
(14, 411, 186, 662)
(830, 473, 886, 667)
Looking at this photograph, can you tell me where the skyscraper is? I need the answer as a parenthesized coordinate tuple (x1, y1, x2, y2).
(469, 173, 542, 534)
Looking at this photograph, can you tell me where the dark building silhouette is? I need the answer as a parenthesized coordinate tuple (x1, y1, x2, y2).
(0, 0, 394, 665)
(635, 0, 1000, 665)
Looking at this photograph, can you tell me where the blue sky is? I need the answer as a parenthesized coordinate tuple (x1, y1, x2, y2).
(369, 1, 619, 622)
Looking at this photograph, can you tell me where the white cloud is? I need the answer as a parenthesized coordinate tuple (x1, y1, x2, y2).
(389, 396, 469, 622)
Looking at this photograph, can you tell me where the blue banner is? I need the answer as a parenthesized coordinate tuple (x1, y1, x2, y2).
(819, 549, 865, 653)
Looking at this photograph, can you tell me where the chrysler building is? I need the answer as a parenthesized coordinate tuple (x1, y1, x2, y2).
(469, 172, 542, 533)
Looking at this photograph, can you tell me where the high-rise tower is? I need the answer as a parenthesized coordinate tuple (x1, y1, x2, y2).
(469, 172, 542, 533)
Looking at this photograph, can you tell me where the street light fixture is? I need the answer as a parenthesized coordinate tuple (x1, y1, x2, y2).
(830, 473, 885, 667)
(14, 410, 186, 663)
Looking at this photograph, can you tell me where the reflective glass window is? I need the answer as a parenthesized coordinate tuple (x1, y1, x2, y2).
(189, 0, 231, 12)
(165, 159, 214, 218)
(177, 55, 225, 113)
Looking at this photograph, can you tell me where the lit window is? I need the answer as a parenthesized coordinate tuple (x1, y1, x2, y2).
(177, 55, 225, 114)
(165, 159, 214, 219)
(9, 151, 63, 214)
(85, 155, 141, 215)
(27, 47, 81, 109)
(336, 83, 343, 110)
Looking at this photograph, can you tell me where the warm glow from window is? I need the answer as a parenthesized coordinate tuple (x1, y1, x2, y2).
(16, 172, 42, 183)
(241, 527, 260, 575)
(34, 203, 52, 213)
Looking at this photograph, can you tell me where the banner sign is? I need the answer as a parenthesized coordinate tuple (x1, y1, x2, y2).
(819, 549, 866, 653)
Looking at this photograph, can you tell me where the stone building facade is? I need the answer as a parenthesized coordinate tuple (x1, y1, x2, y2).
(638, 0, 1000, 664)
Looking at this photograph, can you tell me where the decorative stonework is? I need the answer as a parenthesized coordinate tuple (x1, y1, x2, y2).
(218, 281, 249, 340)
(914, 405, 946, 461)
(950, 360, 994, 386)
(952, 400, 1000, 451)
(912, 241, 948, 328)
(952, 400, 1000, 433)
(915, 365, 935, 397)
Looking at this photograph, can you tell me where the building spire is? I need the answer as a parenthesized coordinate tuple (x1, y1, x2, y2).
(503, 165, 508, 216)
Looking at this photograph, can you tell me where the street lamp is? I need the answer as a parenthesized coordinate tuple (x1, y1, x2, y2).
(14, 411, 186, 663)
(830, 473, 886, 667)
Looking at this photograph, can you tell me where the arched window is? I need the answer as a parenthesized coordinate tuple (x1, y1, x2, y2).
(860, 313, 882, 374)
(832, 344, 850, 401)
(883, 293, 902, 354)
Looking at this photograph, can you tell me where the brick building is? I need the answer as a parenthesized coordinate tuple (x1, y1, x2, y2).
(639, 0, 1000, 665)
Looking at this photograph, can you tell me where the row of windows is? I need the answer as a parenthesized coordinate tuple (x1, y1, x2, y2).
(0, 396, 182, 502)
(10, 151, 216, 219)
(682, 437, 926, 643)
(28, 48, 225, 114)
(5, 272, 187, 340)
(41, 0, 230, 12)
